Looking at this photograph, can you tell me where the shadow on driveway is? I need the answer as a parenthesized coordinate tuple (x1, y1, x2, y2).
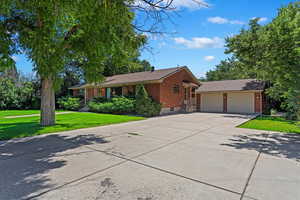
(221, 132, 300, 162)
(0, 134, 110, 200)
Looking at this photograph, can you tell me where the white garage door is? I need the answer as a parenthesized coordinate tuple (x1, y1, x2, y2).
(201, 93, 223, 112)
(227, 92, 254, 113)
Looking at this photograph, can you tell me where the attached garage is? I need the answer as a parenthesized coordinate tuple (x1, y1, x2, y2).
(200, 92, 223, 113)
(196, 79, 266, 114)
(227, 92, 254, 113)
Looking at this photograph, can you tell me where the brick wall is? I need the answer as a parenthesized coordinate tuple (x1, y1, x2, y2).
(254, 92, 262, 113)
(145, 83, 160, 103)
(73, 89, 79, 96)
(159, 69, 197, 108)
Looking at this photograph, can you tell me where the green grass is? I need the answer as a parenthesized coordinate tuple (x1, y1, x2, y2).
(0, 110, 144, 140)
(239, 116, 300, 134)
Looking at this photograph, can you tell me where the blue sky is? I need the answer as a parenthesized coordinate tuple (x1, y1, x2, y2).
(15, 0, 295, 78)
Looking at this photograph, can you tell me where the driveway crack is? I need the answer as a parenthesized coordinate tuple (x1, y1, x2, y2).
(240, 133, 270, 200)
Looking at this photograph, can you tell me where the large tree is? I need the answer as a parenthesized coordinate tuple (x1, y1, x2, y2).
(0, 0, 145, 125)
(205, 57, 256, 81)
(225, 2, 300, 119)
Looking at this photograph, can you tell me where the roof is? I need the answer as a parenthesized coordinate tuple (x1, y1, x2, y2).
(70, 66, 200, 89)
(69, 83, 86, 89)
(196, 79, 265, 93)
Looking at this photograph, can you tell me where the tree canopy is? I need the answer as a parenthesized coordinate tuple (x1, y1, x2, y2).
(225, 2, 300, 119)
(205, 57, 256, 81)
(0, 0, 146, 125)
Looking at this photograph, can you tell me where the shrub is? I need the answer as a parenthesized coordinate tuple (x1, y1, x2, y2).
(88, 97, 135, 114)
(270, 108, 277, 116)
(135, 84, 161, 117)
(92, 96, 109, 103)
(57, 97, 81, 111)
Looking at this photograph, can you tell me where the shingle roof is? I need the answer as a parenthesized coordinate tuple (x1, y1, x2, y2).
(101, 67, 182, 87)
(196, 79, 265, 92)
(70, 66, 200, 89)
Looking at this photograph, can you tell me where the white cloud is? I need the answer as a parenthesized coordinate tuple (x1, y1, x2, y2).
(207, 17, 228, 24)
(133, 0, 209, 10)
(204, 56, 215, 61)
(174, 37, 224, 49)
(208, 16, 245, 25)
(11, 55, 18, 62)
(252, 17, 268, 23)
(171, 0, 209, 9)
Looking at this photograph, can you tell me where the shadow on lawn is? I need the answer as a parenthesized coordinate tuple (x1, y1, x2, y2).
(0, 122, 44, 140)
(221, 132, 300, 162)
(0, 133, 110, 200)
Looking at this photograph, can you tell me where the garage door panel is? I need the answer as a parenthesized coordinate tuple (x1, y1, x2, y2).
(201, 93, 223, 112)
(227, 92, 254, 113)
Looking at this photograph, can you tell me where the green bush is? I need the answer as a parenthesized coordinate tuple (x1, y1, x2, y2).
(57, 97, 81, 111)
(88, 97, 135, 114)
(135, 84, 161, 117)
(270, 108, 277, 116)
(92, 96, 109, 103)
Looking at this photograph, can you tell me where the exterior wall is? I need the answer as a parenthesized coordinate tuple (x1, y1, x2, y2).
(227, 92, 255, 113)
(145, 83, 161, 103)
(73, 89, 79, 96)
(159, 69, 198, 110)
(196, 94, 201, 111)
(86, 88, 95, 101)
(200, 92, 223, 112)
(254, 92, 263, 113)
(223, 93, 227, 112)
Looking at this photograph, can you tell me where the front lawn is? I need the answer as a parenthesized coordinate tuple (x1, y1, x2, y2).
(239, 116, 300, 134)
(0, 110, 144, 140)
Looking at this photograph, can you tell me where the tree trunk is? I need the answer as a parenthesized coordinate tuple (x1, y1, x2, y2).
(40, 77, 56, 126)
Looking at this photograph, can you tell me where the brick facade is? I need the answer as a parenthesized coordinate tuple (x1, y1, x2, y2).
(73, 68, 199, 113)
(159, 69, 197, 108)
(254, 92, 262, 113)
(145, 83, 160, 103)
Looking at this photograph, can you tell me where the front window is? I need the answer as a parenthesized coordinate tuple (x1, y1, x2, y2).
(173, 84, 180, 94)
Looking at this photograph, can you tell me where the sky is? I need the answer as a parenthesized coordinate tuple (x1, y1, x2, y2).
(15, 0, 296, 78)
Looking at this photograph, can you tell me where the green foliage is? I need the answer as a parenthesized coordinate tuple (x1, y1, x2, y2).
(225, 2, 300, 119)
(1, 0, 145, 80)
(57, 65, 84, 98)
(270, 108, 278, 116)
(92, 96, 109, 103)
(0, 0, 146, 124)
(0, 78, 20, 109)
(57, 97, 81, 111)
(206, 57, 256, 81)
(0, 77, 39, 109)
(88, 97, 136, 114)
(135, 84, 161, 117)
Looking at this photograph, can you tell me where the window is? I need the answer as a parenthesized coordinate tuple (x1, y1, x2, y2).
(173, 84, 180, 94)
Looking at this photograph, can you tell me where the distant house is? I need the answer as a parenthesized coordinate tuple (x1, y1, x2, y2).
(70, 67, 266, 115)
(69, 67, 201, 114)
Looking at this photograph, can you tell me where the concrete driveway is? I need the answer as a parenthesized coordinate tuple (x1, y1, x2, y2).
(0, 113, 299, 200)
